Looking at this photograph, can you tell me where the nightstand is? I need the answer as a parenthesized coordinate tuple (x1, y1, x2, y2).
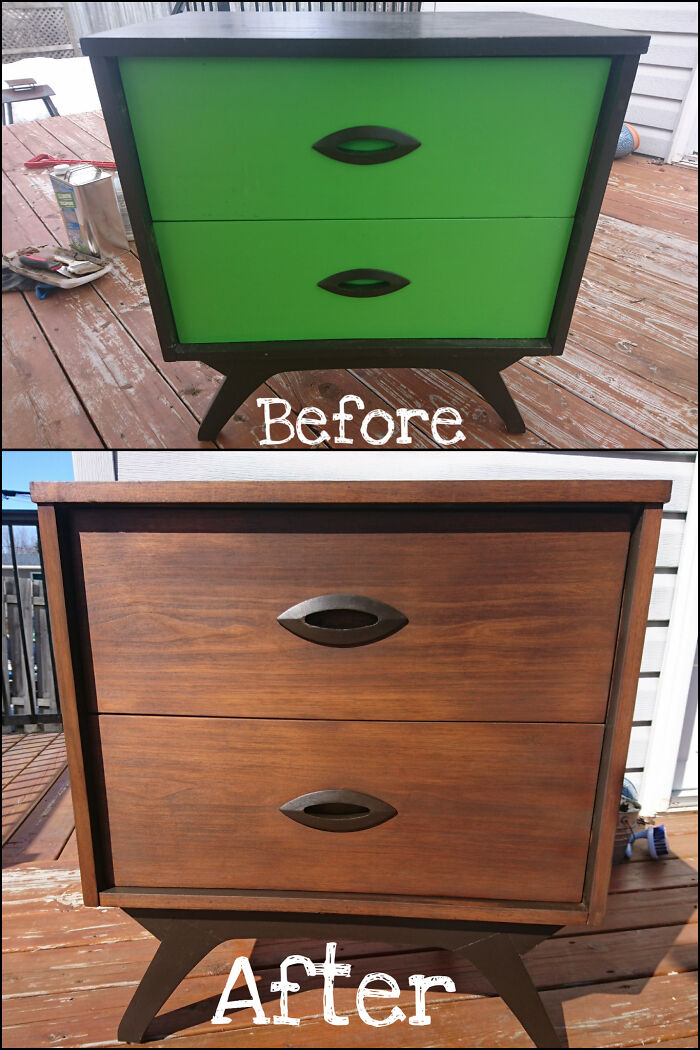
(80, 12, 649, 441)
(33, 479, 669, 1046)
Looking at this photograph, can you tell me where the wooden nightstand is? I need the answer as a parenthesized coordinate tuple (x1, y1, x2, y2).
(80, 12, 649, 441)
(33, 480, 669, 1046)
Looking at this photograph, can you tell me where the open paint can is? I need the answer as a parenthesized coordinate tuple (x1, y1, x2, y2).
(50, 163, 128, 259)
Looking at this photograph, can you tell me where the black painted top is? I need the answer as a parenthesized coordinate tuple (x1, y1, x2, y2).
(81, 11, 649, 59)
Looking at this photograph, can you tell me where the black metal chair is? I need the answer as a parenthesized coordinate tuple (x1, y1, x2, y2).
(2, 78, 59, 126)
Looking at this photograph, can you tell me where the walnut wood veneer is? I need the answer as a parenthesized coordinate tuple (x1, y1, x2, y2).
(32, 480, 670, 1047)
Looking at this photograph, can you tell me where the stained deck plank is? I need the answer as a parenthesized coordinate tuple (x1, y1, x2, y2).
(2, 733, 66, 828)
(2, 769, 74, 869)
(2, 292, 103, 448)
(603, 156, 698, 239)
(2, 118, 697, 449)
(1, 732, 61, 790)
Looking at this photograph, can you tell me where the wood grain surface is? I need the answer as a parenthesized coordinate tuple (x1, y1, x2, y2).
(96, 715, 603, 905)
(76, 508, 630, 721)
(584, 506, 665, 924)
(36, 506, 100, 906)
(30, 479, 673, 504)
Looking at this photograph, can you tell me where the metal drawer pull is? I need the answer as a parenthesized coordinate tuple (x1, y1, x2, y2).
(312, 125, 421, 165)
(318, 268, 410, 298)
(277, 593, 408, 647)
(280, 789, 397, 833)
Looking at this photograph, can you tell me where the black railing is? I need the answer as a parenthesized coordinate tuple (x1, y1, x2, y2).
(172, 3, 422, 13)
(2, 509, 61, 729)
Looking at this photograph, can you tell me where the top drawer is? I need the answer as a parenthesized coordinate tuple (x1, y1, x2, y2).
(74, 506, 629, 722)
(120, 56, 610, 221)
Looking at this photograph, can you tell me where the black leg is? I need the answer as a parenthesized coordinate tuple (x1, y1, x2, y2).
(198, 364, 272, 441)
(452, 362, 526, 433)
(43, 97, 59, 117)
(116, 911, 566, 1046)
(3, 102, 13, 126)
(459, 933, 563, 1049)
(118, 917, 224, 1044)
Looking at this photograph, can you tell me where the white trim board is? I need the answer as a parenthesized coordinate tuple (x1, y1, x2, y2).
(669, 63, 699, 162)
(639, 455, 698, 814)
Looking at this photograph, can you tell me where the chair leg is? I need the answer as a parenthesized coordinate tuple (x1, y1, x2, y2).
(452, 362, 526, 434)
(43, 97, 59, 117)
(118, 917, 223, 1044)
(198, 364, 271, 441)
(458, 932, 563, 1049)
(3, 103, 13, 126)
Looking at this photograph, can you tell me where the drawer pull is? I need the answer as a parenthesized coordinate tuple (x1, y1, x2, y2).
(318, 268, 409, 298)
(312, 125, 421, 165)
(280, 789, 397, 833)
(278, 593, 408, 647)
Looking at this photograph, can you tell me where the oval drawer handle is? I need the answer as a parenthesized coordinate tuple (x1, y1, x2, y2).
(277, 593, 408, 647)
(318, 268, 409, 298)
(280, 789, 397, 833)
(312, 125, 421, 165)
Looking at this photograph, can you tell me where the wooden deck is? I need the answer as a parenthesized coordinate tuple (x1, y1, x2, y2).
(2, 111, 697, 450)
(2, 730, 697, 1048)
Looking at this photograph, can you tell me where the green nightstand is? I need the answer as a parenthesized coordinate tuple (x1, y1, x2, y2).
(81, 11, 649, 441)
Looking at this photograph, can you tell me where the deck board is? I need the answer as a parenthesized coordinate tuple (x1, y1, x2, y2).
(1, 731, 697, 1048)
(1, 734, 67, 847)
(2, 112, 697, 450)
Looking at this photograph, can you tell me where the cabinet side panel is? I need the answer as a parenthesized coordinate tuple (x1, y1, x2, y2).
(549, 53, 640, 352)
(584, 505, 664, 924)
(36, 506, 99, 905)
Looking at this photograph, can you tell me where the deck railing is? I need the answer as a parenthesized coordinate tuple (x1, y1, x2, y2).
(171, 3, 423, 13)
(2, 509, 61, 729)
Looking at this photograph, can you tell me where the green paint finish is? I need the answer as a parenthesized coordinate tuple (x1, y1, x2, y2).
(121, 56, 610, 221)
(154, 217, 573, 343)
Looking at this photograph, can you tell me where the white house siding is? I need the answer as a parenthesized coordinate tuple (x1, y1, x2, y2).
(66, 3, 172, 41)
(73, 450, 699, 817)
(429, 2, 699, 161)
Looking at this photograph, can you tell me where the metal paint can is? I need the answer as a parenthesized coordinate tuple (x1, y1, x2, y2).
(49, 164, 129, 259)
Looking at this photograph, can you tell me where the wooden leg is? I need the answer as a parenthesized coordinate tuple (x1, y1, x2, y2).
(198, 364, 271, 441)
(43, 97, 59, 118)
(118, 911, 565, 1046)
(458, 932, 563, 1049)
(452, 363, 526, 433)
(118, 916, 224, 1043)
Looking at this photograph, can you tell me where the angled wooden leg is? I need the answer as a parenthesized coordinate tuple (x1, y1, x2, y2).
(118, 916, 224, 1044)
(453, 362, 526, 434)
(197, 363, 272, 441)
(458, 932, 563, 1049)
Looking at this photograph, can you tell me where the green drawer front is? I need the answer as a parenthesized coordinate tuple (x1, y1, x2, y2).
(154, 217, 573, 343)
(122, 57, 609, 222)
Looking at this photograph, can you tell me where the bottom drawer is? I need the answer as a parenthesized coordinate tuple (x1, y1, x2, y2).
(153, 216, 573, 343)
(97, 716, 603, 905)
